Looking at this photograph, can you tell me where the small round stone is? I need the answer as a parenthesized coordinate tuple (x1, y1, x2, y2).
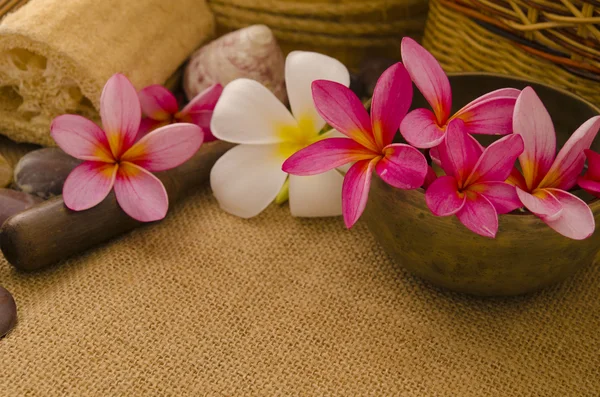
(0, 154, 11, 188)
(14, 148, 81, 199)
(0, 286, 17, 338)
(0, 188, 43, 226)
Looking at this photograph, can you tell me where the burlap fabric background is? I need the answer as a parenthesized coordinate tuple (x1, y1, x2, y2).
(0, 187, 599, 395)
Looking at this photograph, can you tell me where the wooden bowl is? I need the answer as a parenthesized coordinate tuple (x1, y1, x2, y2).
(363, 73, 600, 296)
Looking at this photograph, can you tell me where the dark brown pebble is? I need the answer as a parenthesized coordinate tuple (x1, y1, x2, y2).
(14, 148, 81, 198)
(0, 286, 17, 338)
(0, 188, 43, 226)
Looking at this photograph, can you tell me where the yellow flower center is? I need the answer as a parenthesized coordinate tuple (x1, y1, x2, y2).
(276, 114, 324, 160)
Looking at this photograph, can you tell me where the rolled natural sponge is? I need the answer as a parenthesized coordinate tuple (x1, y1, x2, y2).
(0, 0, 215, 146)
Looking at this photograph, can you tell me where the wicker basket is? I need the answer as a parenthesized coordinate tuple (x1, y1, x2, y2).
(423, 0, 600, 106)
(207, 0, 430, 69)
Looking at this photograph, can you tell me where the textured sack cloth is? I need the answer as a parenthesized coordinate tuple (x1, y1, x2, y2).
(0, 186, 599, 396)
(0, 0, 215, 146)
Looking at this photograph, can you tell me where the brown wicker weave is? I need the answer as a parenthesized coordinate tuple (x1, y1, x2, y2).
(207, 0, 430, 69)
(423, 0, 600, 106)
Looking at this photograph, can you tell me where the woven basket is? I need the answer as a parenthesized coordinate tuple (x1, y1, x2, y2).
(423, 0, 600, 106)
(207, 0, 430, 69)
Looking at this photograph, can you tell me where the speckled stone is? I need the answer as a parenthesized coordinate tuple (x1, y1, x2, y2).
(0, 188, 43, 226)
(0, 286, 17, 338)
(14, 148, 80, 198)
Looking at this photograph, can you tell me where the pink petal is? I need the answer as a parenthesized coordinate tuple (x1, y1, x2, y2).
(282, 137, 373, 176)
(201, 126, 218, 143)
(400, 37, 452, 124)
(454, 96, 518, 136)
(516, 187, 562, 219)
(177, 109, 212, 128)
(136, 118, 169, 141)
(342, 158, 377, 228)
(465, 134, 524, 185)
(513, 87, 557, 189)
(63, 161, 117, 211)
(51, 114, 113, 162)
(468, 181, 521, 214)
(423, 165, 438, 188)
(114, 161, 169, 222)
(542, 188, 595, 240)
(100, 73, 142, 158)
(138, 85, 178, 120)
(370, 62, 413, 148)
(121, 123, 204, 172)
(578, 176, 600, 198)
(399, 108, 445, 149)
(584, 149, 600, 179)
(506, 167, 528, 190)
(425, 175, 465, 216)
(376, 143, 428, 189)
(539, 116, 600, 190)
(439, 119, 481, 182)
(312, 80, 377, 151)
(459, 88, 520, 108)
(179, 84, 223, 114)
(456, 193, 498, 238)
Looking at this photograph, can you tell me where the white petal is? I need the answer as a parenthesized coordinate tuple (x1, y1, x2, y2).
(285, 51, 350, 133)
(210, 79, 297, 144)
(288, 170, 344, 217)
(210, 144, 287, 218)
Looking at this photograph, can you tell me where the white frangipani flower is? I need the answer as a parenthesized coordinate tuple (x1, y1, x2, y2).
(209, 51, 350, 218)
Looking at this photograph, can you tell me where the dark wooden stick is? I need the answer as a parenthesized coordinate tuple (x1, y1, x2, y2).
(0, 141, 234, 271)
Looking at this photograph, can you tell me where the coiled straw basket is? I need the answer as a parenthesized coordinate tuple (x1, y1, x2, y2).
(207, 0, 430, 69)
(423, 0, 600, 106)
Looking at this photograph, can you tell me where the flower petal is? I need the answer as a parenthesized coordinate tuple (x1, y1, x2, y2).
(399, 108, 445, 149)
(138, 85, 178, 120)
(311, 80, 377, 151)
(465, 133, 524, 185)
(179, 83, 223, 114)
(456, 193, 498, 238)
(542, 188, 595, 240)
(100, 73, 142, 158)
(137, 118, 169, 141)
(425, 175, 465, 216)
(401, 37, 452, 124)
(210, 144, 287, 218)
(439, 119, 481, 182)
(584, 149, 600, 180)
(370, 62, 413, 148)
(516, 187, 562, 219)
(210, 79, 296, 144)
(114, 162, 169, 222)
(286, 51, 350, 133)
(539, 116, 600, 190)
(282, 137, 373, 176)
(513, 87, 556, 190)
(121, 123, 203, 172)
(50, 114, 113, 162)
(288, 170, 343, 217)
(468, 181, 521, 214)
(459, 88, 520, 108)
(376, 143, 427, 189)
(454, 95, 518, 136)
(423, 165, 438, 188)
(578, 176, 600, 198)
(342, 158, 377, 228)
(63, 161, 117, 211)
(506, 167, 528, 190)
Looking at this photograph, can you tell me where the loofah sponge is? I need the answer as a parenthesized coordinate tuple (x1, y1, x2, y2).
(0, 0, 215, 146)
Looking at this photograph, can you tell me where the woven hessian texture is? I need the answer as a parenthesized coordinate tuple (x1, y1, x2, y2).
(0, 187, 599, 395)
(423, 0, 600, 107)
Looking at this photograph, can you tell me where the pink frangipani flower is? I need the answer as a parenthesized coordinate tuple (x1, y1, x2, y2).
(578, 149, 600, 197)
(399, 37, 520, 149)
(511, 87, 600, 240)
(283, 63, 428, 228)
(51, 74, 204, 222)
(425, 120, 524, 238)
(138, 83, 223, 141)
